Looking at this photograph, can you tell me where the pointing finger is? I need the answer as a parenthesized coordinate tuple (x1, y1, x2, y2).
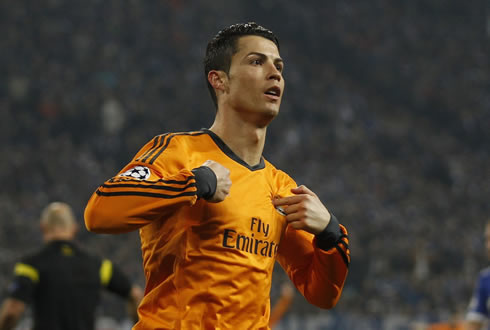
(272, 195, 302, 207)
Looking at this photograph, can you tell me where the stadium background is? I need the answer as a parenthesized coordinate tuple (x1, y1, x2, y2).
(0, 0, 488, 329)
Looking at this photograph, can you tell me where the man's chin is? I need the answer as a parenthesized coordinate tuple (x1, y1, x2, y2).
(253, 110, 278, 128)
(264, 105, 280, 117)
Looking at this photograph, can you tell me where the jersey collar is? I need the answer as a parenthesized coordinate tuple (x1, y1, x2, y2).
(203, 129, 266, 171)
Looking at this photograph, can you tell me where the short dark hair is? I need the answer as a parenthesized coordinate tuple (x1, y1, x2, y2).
(204, 22, 280, 108)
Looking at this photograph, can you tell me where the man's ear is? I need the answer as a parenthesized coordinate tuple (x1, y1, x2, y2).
(207, 70, 228, 93)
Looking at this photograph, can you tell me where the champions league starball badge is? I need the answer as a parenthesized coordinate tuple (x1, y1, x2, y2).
(119, 166, 151, 180)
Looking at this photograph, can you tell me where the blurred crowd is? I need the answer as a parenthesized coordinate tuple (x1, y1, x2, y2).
(1, 0, 488, 328)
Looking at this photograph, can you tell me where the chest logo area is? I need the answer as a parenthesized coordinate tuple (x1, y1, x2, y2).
(222, 217, 279, 258)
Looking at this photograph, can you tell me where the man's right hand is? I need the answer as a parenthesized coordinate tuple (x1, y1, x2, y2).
(202, 160, 231, 203)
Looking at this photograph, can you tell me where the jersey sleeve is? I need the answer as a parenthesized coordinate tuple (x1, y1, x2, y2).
(7, 262, 40, 304)
(85, 133, 199, 233)
(275, 172, 350, 309)
(466, 270, 489, 322)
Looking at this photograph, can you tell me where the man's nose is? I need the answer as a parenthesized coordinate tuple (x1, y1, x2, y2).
(267, 63, 281, 82)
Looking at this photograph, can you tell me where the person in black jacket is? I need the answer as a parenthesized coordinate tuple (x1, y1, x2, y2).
(0, 202, 143, 330)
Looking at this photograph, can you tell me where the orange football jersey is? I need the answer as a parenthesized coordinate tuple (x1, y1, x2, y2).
(85, 129, 349, 329)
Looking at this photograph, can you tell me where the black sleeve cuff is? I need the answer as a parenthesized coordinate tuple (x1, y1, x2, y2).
(9, 276, 35, 304)
(191, 166, 217, 200)
(315, 214, 341, 251)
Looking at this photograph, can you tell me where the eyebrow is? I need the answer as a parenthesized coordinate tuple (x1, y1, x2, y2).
(245, 52, 283, 64)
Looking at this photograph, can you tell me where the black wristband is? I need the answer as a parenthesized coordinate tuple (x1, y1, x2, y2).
(315, 214, 341, 251)
(191, 166, 217, 200)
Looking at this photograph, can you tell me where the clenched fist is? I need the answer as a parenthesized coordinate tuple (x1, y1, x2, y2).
(202, 160, 231, 203)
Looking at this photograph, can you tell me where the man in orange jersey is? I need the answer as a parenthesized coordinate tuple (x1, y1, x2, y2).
(85, 22, 350, 329)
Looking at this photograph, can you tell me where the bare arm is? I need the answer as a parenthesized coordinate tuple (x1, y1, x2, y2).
(0, 298, 26, 330)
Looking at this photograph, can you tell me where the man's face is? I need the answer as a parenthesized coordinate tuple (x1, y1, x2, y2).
(223, 35, 284, 124)
(485, 223, 490, 259)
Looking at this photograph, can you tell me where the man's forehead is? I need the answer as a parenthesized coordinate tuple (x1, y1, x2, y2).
(236, 35, 280, 57)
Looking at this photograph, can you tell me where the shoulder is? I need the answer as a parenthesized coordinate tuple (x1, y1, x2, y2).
(131, 130, 209, 166)
(264, 159, 297, 191)
(264, 159, 292, 180)
(18, 247, 46, 268)
(144, 130, 210, 151)
(155, 130, 209, 142)
(12, 250, 45, 284)
(168, 130, 212, 147)
(156, 130, 213, 156)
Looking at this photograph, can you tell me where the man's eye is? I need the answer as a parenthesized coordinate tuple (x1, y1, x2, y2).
(252, 59, 262, 65)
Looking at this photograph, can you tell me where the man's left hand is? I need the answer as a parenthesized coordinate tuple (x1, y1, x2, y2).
(272, 185, 331, 235)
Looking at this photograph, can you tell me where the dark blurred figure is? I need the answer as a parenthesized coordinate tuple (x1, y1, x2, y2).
(0, 202, 143, 330)
(465, 220, 490, 330)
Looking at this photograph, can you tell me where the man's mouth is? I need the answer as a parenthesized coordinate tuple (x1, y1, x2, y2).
(264, 86, 281, 98)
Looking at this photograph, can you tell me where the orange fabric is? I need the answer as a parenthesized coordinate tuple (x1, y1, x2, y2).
(427, 322, 464, 330)
(85, 130, 349, 330)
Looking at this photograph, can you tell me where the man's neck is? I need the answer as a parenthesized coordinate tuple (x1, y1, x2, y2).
(43, 231, 75, 243)
(209, 119, 267, 167)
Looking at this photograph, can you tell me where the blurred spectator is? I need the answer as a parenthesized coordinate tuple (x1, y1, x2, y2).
(465, 220, 490, 330)
(0, 202, 143, 330)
